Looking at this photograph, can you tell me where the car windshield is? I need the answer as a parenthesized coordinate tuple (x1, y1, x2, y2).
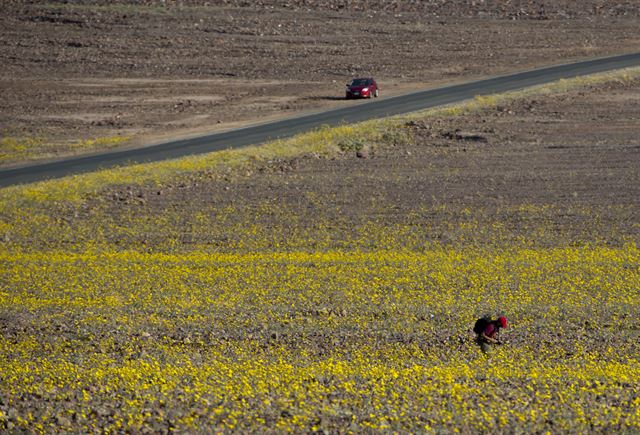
(350, 79, 368, 86)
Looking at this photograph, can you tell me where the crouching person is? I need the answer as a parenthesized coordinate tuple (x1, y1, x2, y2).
(473, 315, 508, 354)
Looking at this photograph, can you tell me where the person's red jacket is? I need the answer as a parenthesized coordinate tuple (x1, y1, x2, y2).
(479, 316, 507, 343)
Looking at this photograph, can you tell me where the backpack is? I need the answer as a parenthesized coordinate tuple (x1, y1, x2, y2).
(473, 315, 492, 335)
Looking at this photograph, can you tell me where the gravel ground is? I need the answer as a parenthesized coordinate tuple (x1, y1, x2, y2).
(1, 0, 639, 165)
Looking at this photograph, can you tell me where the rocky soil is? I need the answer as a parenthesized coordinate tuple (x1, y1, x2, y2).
(86, 76, 640, 250)
(1, 0, 639, 165)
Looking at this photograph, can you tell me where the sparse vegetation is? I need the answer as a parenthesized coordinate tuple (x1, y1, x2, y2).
(4, 67, 639, 205)
(1, 67, 639, 432)
(0, 135, 130, 165)
(337, 137, 366, 152)
(3, 0, 639, 169)
(0, 137, 45, 163)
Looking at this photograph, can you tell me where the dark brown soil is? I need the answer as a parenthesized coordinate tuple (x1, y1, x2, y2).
(1, 1, 639, 165)
(39, 76, 637, 252)
(2, 15, 639, 432)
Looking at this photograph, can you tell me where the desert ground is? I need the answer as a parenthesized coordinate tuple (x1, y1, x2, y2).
(1, 1, 640, 433)
(2, 69, 640, 432)
(1, 1, 640, 165)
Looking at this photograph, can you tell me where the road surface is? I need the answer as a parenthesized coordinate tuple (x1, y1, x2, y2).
(2, 51, 640, 187)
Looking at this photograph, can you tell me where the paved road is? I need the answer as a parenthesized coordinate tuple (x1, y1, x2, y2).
(2, 51, 640, 187)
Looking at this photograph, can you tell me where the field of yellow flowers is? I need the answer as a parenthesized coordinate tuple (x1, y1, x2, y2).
(2, 74, 640, 433)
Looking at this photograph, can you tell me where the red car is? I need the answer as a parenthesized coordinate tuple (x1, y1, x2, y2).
(346, 77, 379, 99)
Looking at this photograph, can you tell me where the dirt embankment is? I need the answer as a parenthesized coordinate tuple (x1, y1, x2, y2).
(1, 1, 639, 165)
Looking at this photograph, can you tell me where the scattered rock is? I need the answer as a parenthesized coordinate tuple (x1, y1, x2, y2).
(442, 130, 487, 142)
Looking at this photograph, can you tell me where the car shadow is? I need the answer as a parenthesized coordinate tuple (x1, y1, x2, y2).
(303, 96, 348, 101)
